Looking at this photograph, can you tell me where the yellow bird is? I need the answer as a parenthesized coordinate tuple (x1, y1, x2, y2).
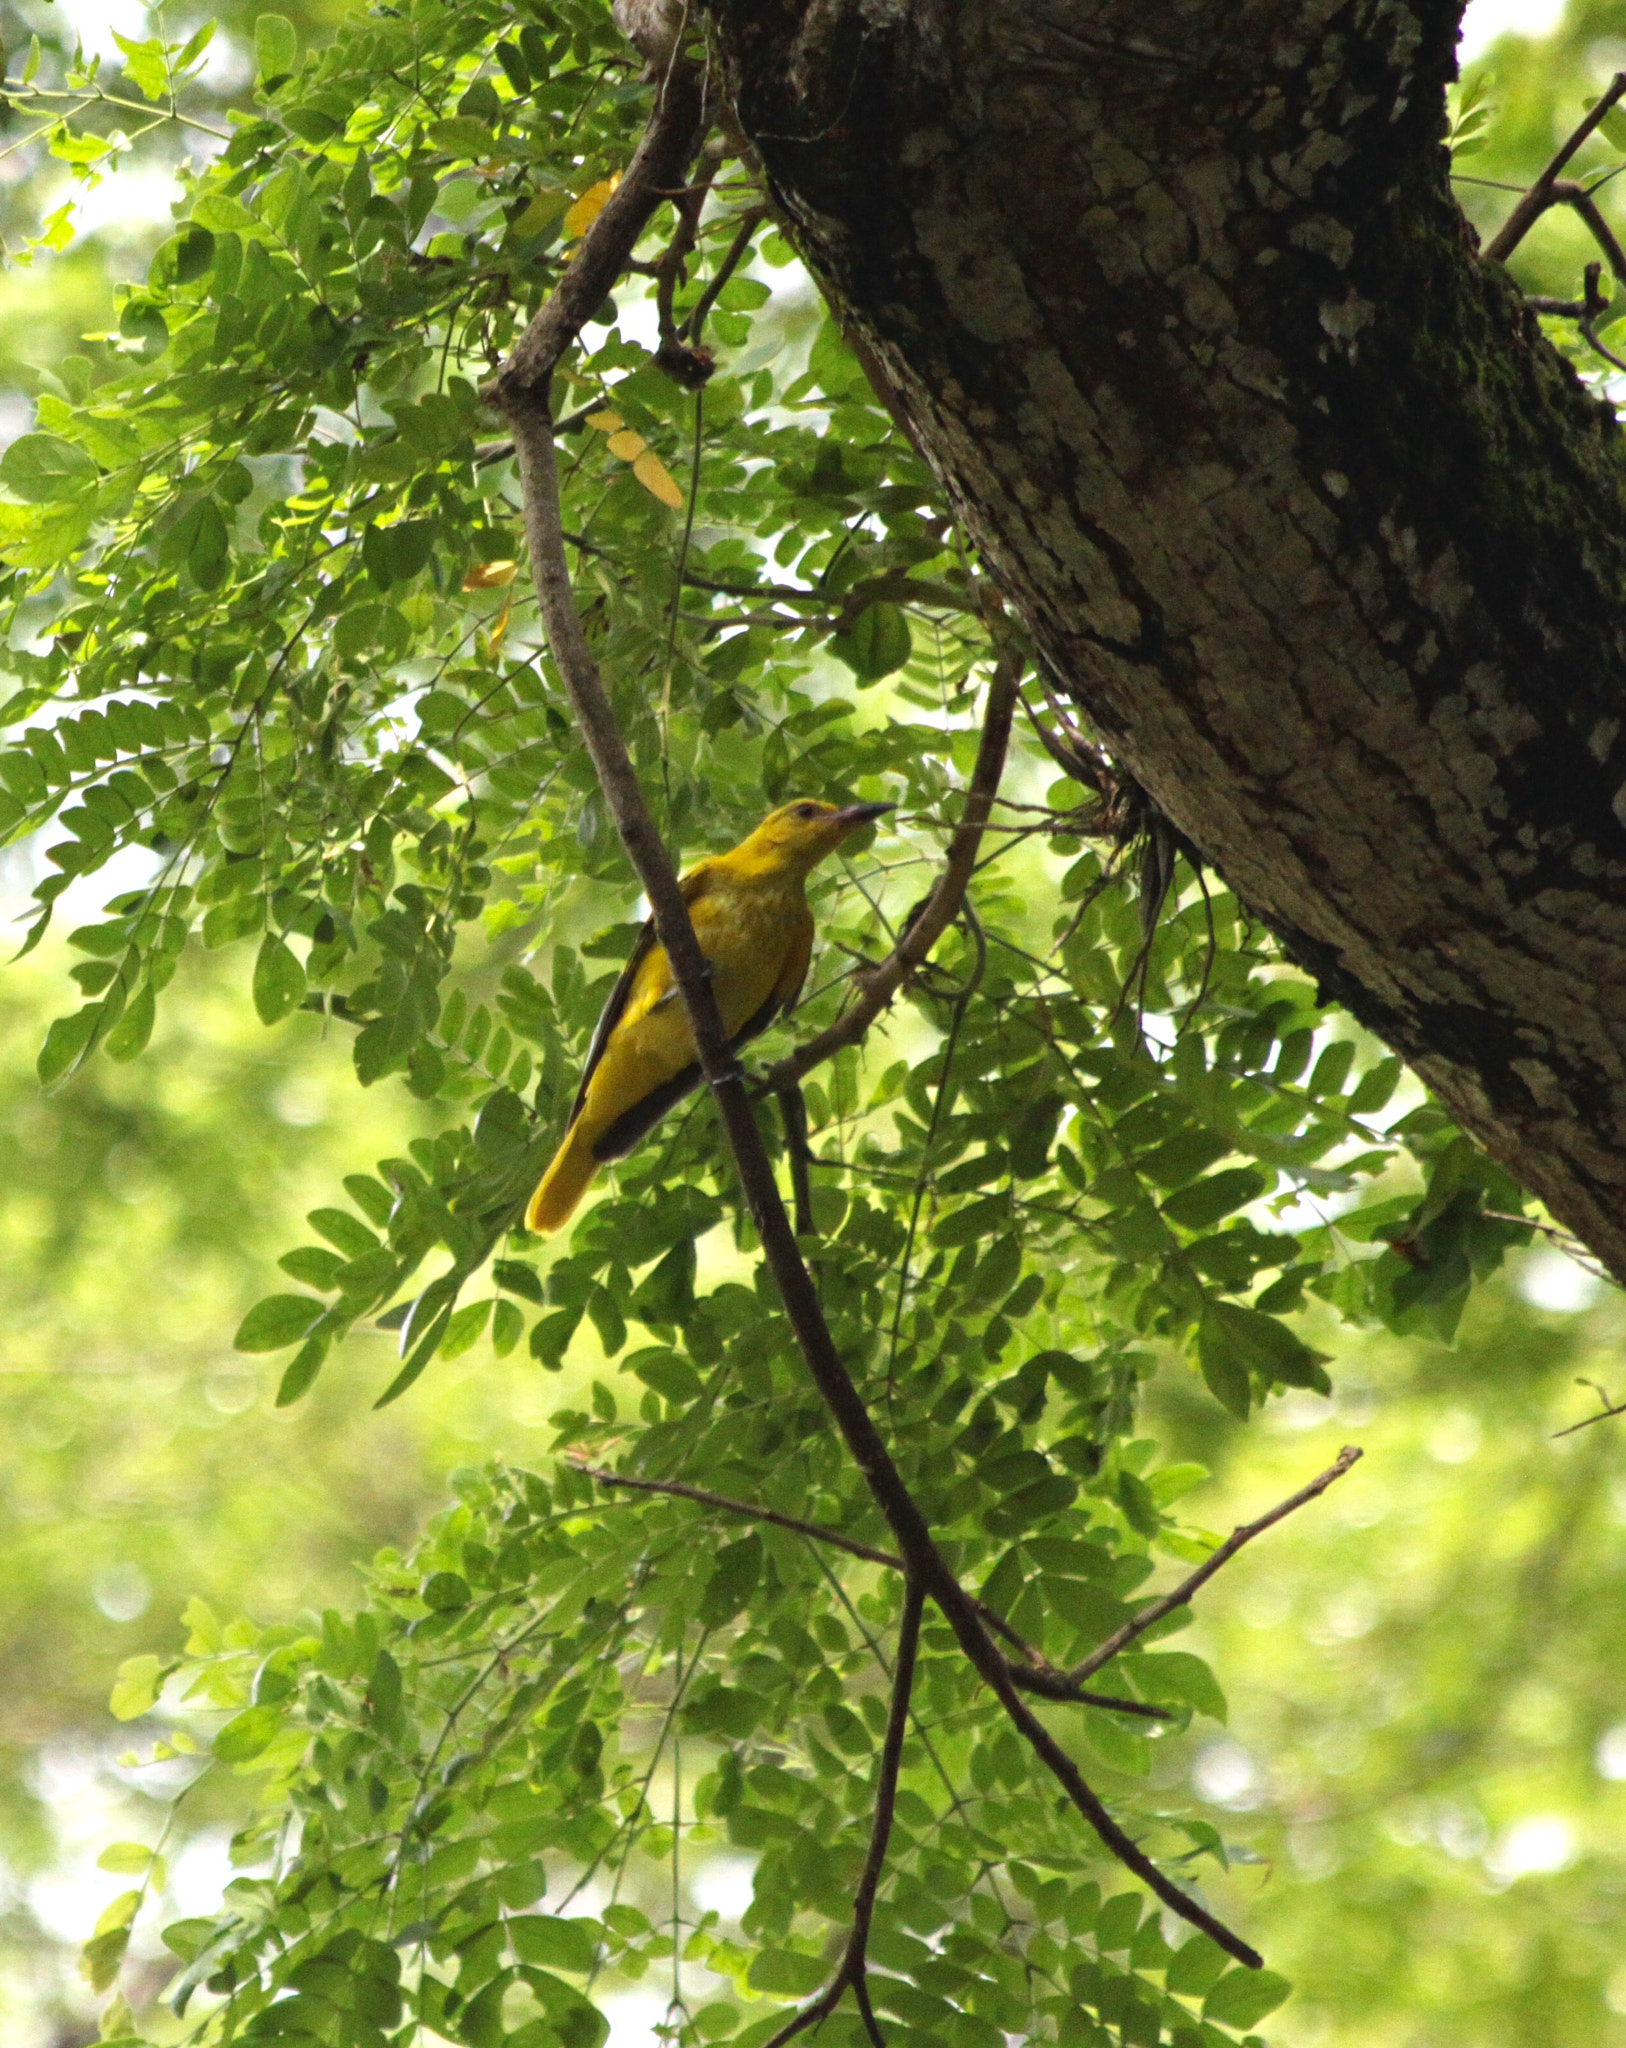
(525, 797, 894, 1233)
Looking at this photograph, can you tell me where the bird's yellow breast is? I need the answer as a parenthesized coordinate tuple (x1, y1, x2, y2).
(575, 868, 811, 1140)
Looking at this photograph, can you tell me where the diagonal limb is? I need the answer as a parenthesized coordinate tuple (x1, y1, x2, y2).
(761, 649, 1021, 1097)
(1069, 1446, 1363, 1684)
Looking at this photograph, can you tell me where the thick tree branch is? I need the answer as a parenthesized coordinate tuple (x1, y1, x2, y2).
(761, 650, 1021, 1095)
(705, 0, 1626, 1283)
(763, 1577, 925, 2048)
(1069, 1447, 1363, 1685)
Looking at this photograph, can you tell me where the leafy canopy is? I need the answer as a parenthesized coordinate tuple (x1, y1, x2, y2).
(0, 3, 1561, 2045)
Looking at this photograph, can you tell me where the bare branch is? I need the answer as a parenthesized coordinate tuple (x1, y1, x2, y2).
(683, 203, 768, 341)
(1485, 71, 1626, 265)
(1552, 1379, 1626, 1439)
(761, 651, 1022, 1095)
(777, 1082, 816, 1236)
(1069, 1446, 1364, 1685)
(763, 1578, 925, 2048)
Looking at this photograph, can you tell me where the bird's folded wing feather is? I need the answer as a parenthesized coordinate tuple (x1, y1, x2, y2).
(568, 860, 715, 1123)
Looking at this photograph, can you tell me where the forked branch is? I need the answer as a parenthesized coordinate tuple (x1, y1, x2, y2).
(1485, 71, 1626, 267)
(574, 1461, 1170, 1718)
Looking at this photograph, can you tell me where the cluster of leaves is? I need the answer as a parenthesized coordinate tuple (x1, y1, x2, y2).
(98, 1464, 1296, 2048)
(0, 0, 1552, 2039)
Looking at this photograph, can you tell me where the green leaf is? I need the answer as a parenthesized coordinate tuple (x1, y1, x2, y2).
(80, 1925, 131, 1994)
(112, 29, 169, 99)
(1129, 1649, 1227, 1721)
(0, 432, 96, 503)
(1203, 1968, 1292, 2028)
(749, 1949, 829, 1997)
(1162, 1168, 1267, 1231)
(830, 602, 912, 683)
(421, 1571, 470, 1610)
(255, 12, 297, 83)
(510, 1915, 598, 1974)
(236, 1293, 324, 1353)
(276, 1334, 329, 1406)
(699, 1534, 761, 1629)
(109, 1654, 164, 1721)
(214, 1702, 285, 1763)
(37, 1004, 101, 1088)
(254, 936, 307, 1024)
(97, 1841, 158, 1876)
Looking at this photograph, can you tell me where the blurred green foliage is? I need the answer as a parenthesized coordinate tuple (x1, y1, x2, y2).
(0, 2, 1625, 2047)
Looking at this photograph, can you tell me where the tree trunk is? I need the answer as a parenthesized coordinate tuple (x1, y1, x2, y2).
(705, 0, 1626, 1277)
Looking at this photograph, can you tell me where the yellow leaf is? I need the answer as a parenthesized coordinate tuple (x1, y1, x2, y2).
(605, 428, 647, 462)
(562, 174, 619, 238)
(633, 449, 685, 509)
(463, 560, 517, 591)
(484, 591, 514, 661)
(585, 409, 623, 431)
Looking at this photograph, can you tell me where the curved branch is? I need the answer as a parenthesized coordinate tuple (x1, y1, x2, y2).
(490, 95, 1260, 1965)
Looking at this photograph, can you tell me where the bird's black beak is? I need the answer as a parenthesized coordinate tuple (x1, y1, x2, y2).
(834, 801, 895, 829)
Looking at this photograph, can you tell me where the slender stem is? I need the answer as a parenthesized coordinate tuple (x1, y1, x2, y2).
(1485, 71, 1626, 264)
(763, 1579, 925, 2048)
(1068, 1446, 1364, 1684)
(777, 1082, 816, 1235)
(683, 204, 768, 341)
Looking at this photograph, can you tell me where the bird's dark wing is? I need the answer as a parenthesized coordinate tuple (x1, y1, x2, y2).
(568, 861, 715, 1126)
(569, 919, 657, 1126)
(592, 1061, 703, 1160)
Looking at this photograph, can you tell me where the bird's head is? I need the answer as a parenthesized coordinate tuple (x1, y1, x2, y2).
(741, 797, 895, 873)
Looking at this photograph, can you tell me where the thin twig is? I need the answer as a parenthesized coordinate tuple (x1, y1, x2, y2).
(1552, 1379, 1626, 1439)
(1068, 1447, 1363, 1685)
(777, 1082, 816, 1235)
(683, 203, 768, 341)
(654, 136, 724, 386)
(572, 1462, 1166, 1716)
(761, 651, 1022, 1096)
(1485, 71, 1626, 264)
(490, 93, 1261, 1968)
(762, 1578, 925, 2048)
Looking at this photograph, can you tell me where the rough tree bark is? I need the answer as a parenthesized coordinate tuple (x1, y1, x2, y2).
(703, 0, 1626, 1277)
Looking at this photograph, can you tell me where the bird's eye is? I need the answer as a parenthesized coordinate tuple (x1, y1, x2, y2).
(794, 803, 820, 820)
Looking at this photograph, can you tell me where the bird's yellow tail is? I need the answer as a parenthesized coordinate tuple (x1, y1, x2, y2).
(526, 1119, 598, 1234)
